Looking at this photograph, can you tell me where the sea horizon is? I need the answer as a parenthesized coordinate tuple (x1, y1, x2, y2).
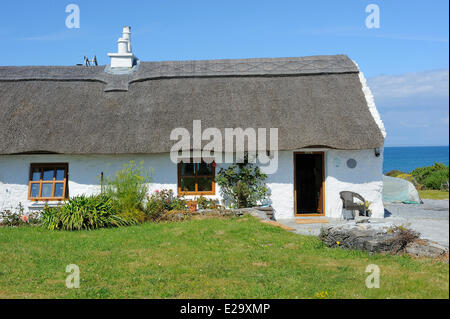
(383, 145, 449, 173)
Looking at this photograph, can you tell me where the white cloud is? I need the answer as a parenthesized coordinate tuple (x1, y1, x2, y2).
(368, 69, 449, 146)
(399, 120, 430, 128)
(368, 69, 449, 101)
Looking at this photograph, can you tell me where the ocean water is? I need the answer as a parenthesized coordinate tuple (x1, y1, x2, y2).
(383, 146, 449, 173)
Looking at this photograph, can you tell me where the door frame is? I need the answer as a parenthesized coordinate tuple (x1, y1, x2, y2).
(293, 151, 325, 217)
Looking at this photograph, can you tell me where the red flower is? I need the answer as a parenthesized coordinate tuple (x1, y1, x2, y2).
(212, 162, 217, 168)
(155, 190, 159, 193)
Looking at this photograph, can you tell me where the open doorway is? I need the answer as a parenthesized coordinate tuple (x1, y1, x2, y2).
(294, 152, 325, 216)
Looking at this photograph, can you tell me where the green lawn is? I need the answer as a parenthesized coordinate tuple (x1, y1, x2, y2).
(0, 216, 448, 299)
(418, 190, 449, 200)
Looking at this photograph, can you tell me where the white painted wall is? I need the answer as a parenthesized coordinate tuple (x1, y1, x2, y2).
(0, 154, 178, 212)
(324, 148, 384, 218)
(266, 149, 384, 219)
(0, 149, 384, 219)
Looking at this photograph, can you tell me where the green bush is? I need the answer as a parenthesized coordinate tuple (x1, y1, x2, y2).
(40, 161, 156, 230)
(216, 158, 268, 208)
(196, 196, 219, 210)
(411, 163, 449, 190)
(41, 195, 133, 230)
(145, 189, 187, 220)
(104, 161, 152, 217)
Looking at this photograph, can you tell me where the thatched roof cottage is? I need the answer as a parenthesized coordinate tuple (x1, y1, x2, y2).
(0, 27, 386, 219)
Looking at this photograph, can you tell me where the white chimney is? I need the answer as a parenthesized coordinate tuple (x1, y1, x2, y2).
(108, 26, 137, 68)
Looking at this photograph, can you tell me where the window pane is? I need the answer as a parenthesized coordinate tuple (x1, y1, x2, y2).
(31, 168, 41, 181)
(180, 178, 195, 192)
(180, 163, 195, 176)
(55, 169, 65, 181)
(198, 177, 213, 192)
(54, 183, 64, 197)
(41, 183, 53, 197)
(43, 168, 54, 181)
(30, 183, 40, 198)
(198, 162, 213, 176)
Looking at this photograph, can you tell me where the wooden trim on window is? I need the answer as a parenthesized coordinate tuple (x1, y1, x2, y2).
(177, 160, 216, 196)
(28, 163, 69, 201)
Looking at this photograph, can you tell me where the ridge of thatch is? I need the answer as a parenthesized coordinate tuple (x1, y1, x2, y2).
(0, 55, 358, 91)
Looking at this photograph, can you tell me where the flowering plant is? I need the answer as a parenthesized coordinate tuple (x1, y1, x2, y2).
(0, 203, 40, 227)
(145, 189, 188, 220)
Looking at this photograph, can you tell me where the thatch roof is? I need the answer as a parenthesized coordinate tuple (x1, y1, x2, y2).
(0, 55, 384, 155)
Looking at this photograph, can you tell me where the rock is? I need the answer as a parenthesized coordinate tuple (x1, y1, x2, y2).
(196, 207, 271, 220)
(197, 209, 236, 217)
(406, 241, 448, 258)
(320, 223, 419, 254)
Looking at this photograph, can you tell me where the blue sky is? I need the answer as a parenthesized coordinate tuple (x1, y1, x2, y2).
(0, 0, 448, 146)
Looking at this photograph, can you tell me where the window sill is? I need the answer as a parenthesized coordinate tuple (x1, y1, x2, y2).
(28, 201, 65, 211)
(179, 192, 216, 196)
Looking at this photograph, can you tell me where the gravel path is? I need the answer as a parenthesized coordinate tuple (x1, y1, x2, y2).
(277, 199, 449, 248)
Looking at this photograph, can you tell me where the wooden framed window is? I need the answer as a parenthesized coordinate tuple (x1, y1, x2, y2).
(178, 160, 215, 195)
(28, 163, 69, 201)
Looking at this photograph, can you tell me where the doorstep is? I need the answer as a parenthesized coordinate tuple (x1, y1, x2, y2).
(295, 218, 329, 224)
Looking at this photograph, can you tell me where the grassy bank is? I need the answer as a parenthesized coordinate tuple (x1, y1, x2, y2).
(0, 216, 448, 299)
(418, 190, 449, 200)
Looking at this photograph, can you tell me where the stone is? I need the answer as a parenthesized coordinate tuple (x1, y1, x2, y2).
(406, 241, 448, 258)
(320, 223, 419, 254)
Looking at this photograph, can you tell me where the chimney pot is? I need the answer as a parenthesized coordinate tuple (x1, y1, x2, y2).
(107, 26, 137, 68)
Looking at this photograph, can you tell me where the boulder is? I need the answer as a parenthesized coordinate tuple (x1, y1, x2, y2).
(405, 241, 448, 258)
(320, 222, 419, 254)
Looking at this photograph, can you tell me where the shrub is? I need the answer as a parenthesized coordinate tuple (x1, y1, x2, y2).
(117, 209, 147, 224)
(216, 158, 269, 208)
(0, 210, 21, 227)
(385, 170, 403, 178)
(0, 203, 40, 227)
(145, 189, 187, 220)
(387, 225, 420, 251)
(104, 161, 152, 217)
(159, 210, 195, 222)
(196, 196, 219, 210)
(411, 163, 449, 190)
(40, 195, 132, 230)
(158, 209, 235, 222)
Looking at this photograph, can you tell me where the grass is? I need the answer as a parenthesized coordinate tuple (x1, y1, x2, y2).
(418, 190, 449, 200)
(0, 216, 448, 299)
